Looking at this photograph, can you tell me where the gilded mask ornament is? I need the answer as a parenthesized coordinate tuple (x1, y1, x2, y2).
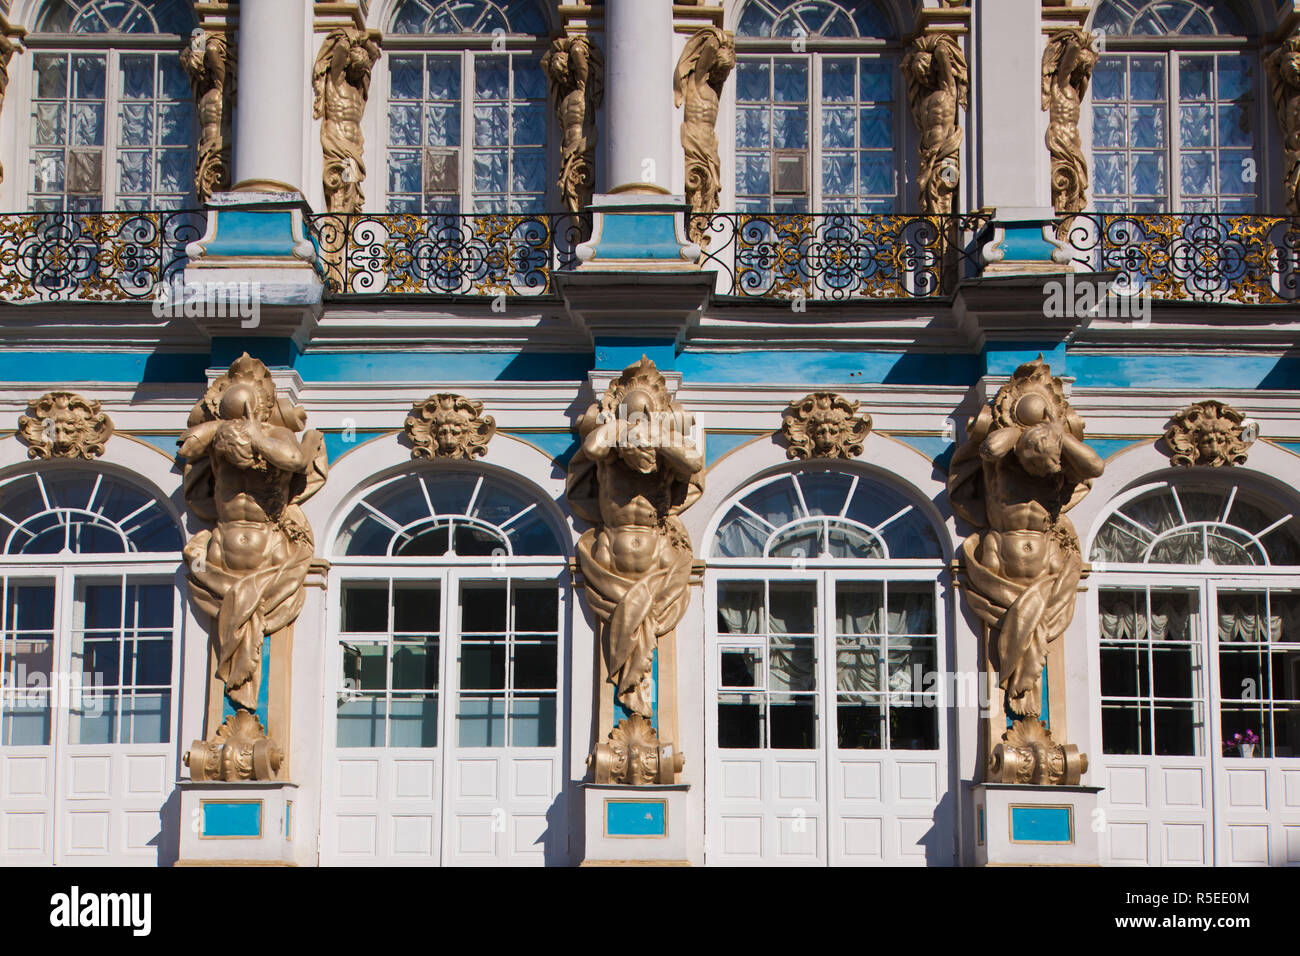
(948, 358, 1104, 724)
(179, 354, 328, 781)
(18, 391, 114, 460)
(781, 392, 871, 460)
(1163, 400, 1252, 468)
(675, 27, 735, 246)
(902, 32, 969, 215)
(405, 394, 496, 460)
(313, 28, 381, 214)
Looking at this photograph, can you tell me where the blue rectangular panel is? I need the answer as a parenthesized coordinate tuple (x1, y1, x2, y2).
(202, 801, 263, 838)
(606, 800, 667, 838)
(1009, 805, 1073, 844)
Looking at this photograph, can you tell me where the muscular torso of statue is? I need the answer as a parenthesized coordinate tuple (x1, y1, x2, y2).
(559, 87, 587, 153)
(978, 456, 1065, 583)
(684, 83, 720, 138)
(592, 459, 674, 577)
(324, 75, 364, 142)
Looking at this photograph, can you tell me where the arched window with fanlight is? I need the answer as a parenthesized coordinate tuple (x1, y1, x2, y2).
(383, 0, 551, 213)
(703, 464, 951, 865)
(24, 0, 199, 211)
(732, 0, 903, 212)
(0, 465, 184, 864)
(1088, 476, 1300, 865)
(321, 464, 568, 866)
(1089, 0, 1262, 212)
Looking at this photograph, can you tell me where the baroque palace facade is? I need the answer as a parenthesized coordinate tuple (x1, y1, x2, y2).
(0, 0, 1297, 868)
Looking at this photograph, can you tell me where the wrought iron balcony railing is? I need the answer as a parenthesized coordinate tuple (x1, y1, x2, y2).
(1059, 213, 1300, 304)
(308, 212, 590, 296)
(692, 212, 992, 300)
(0, 211, 204, 303)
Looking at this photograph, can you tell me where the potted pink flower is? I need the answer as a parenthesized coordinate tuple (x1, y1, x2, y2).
(1223, 730, 1260, 758)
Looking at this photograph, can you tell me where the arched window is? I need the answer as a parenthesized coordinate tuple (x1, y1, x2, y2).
(733, 0, 902, 213)
(703, 465, 950, 864)
(0, 467, 183, 749)
(1090, 479, 1300, 760)
(1089, 0, 1260, 213)
(25, 0, 199, 211)
(384, 0, 550, 213)
(321, 464, 567, 864)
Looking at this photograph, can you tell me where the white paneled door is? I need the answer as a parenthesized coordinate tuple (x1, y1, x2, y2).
(320, 569, 566, 866)
(705, 571, 952, 865)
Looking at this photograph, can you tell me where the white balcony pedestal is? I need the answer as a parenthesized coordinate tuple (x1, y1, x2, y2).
(581, 783, 690, 866)
(972, 783, 1104, 867)
(175, 781, 298, 866)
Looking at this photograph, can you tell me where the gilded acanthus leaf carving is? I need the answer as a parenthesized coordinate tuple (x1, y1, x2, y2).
(989, 717, 1087, 786)
(179, 355, 328, 780)
(675, 27, 735, 246)
(781, 392, 871, 460)
(902, 32, 968, 215)
(180, 29, 234, 203)
(313, 28, 381, 214)
(184, 711, 283, 783)
(948, 358, 1104, 720)
(566, 357, 703, 749)
(541, 35, 603, 215)
(1042, 27, 1098, 217)
(590, 714, 684, 786)
(1163, 399, 1253, 467)
(404, 393, 496, 460)
(1266, 32, 1300, 216)
(18, 391, 114, 460)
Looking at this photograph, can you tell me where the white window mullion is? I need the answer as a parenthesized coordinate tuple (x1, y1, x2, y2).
(1168, 50, 1182, 212)
(462, 51, 474, 212)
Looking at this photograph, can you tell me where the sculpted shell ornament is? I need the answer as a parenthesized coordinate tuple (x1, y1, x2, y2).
(18, 391, 114, 460)
(781, 392, 872, 460)
(1163, 400, 1253, 468)
(405, 394, 496, 460)
(988, 717, 1087, 787)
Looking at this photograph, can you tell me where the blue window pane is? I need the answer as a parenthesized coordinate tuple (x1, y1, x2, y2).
(1180, 151, 1214, 195)
(390, 104, 422, 146)
(12, 585, 55, 631)
(860, 60, 893, 102)
(1179, 105, 1212, 147)
(474, 105, 508, 146)
(822, 151, 854, 195)
(1179, 56, 1212, 100)
(389, 695, 438, 746)
(513, 58, 547, 99)
(853, 2, 895, 40)
(737, 2, 776, 37)
(773, 60, 808, 103)
(427, 56, 461, 100)
(73, 54, 106, 99)
(425, 104, 460, 147)
(1130, 106, 1166, 148)
(390, 56, 423, 99)
(127, 637, 172, 687)
(457, 695, 506, 747)
(82, 584, 121, 629)
(70, 691, 117, 744)
(1217, 55, 1252, 100)
(1217, 104, 1253, 148)
(504, 0, 547, 35)
(860, 153, 894, 196)
(860, 106, 893, 147)
(736, 59, 770, 102)
(736, 107, 771, 149)
(119, 54, 154, 99)
(773, 107, 808, 149)
(1093, 105, 1126, 148)
(388, 151, 423, 193)
(475, 56, 509, 100)
(1218, 150, 1253, 194)
(337, 696, 386, 747)
(822, 58, 855, 102)
(473, 150, 507, 193)
(1130, 58, 1165, 102)
(511, 150, 546, 193)
(1093, 60, 1125, 101)
(123, 692, 168, 744)
(512, 103, 546, 146)
(509, 694, 556, 747)
(1131, 153, 1166, 195)
(821, 107, 855, 149)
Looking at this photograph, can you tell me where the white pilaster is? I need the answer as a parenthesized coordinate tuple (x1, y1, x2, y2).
(604, 0, 674, 193)
(976, 0, 1051, 218)
(232, 0, 309, 193)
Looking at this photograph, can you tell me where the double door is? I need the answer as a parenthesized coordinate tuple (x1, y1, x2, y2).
(1091, 576, 1300, 866)
(704, 569, 952, 865)
(320, 567, 567, 865)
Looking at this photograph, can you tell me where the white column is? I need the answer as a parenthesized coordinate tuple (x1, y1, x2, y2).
(976, 0, 1050, 216)
(604, 0, 674, 194)
(232, 0, 308, 193)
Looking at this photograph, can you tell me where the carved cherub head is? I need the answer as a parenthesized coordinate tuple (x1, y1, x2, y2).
(782, 392, 871, 460)
(1164, 400, 1252, 467)
(18, 391, 114, 460)
(406, 394, 496, 460)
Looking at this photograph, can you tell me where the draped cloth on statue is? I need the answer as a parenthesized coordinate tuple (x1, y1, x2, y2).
(184, 505, 315, 711)
(959, 529, 1082, 717)
(575, 521, 693, 718)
